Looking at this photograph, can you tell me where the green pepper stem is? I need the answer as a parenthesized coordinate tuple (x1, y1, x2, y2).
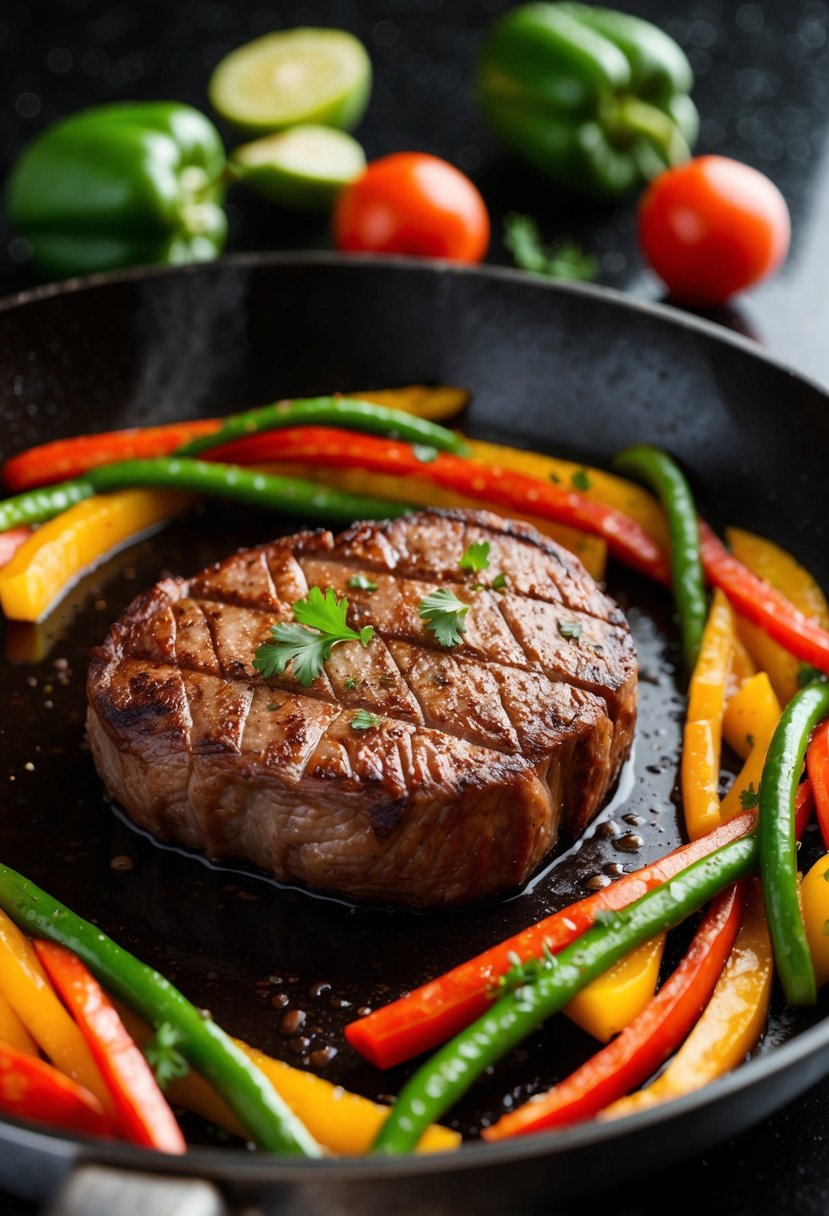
(608, 97, 690, 171)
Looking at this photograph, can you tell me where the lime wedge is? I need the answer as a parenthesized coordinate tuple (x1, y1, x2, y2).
(230, 125, 366, 210)
(209, 28, 372, 134)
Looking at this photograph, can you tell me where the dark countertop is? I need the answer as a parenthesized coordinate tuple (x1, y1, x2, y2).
(2, 2, 829, 1214)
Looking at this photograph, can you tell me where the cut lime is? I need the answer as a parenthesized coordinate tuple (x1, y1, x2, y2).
(209, 28, 372, 134)
(230, 125, 366, 210)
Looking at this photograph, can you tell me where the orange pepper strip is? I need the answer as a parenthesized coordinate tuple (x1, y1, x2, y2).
(0, 987, 37, 1055)
(0, 527, 32, 569)
(682, 590, 736, 840)
(721, 674, 782, 820)
(564, 935, 665, 1042)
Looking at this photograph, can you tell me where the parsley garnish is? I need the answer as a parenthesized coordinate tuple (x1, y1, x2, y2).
(494, 947, 556, 997)
(418, 588, 471, 648)
(267, 702, 278, 711)
(739, 783, 760, 809)
(558, 620, 583, 640)
(571, 468, 592, 491)
(503, 213, 596, 282)
(412, 444, 439, 463)
(459, 540, 490, 573)
(253, 587, 374, 687)
(491, 572, 509, 591)
(351, 709, 383, 731)
(144, 1022, 189, 1090)
(343, 676, 360, 691)
(347, 574, 378, 593)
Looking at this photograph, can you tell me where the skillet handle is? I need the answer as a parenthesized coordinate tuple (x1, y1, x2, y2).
(46, 1165, 227, 1216)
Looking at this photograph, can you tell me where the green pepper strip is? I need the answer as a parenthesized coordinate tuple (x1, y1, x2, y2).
(613, 445, 706, 671)
(759, 678, 829, 1006)
(0, 864, 321, 1155)
(0, 457, 413, 532)
(372, 836, 757, 1154)
(176, 396, 470, 459)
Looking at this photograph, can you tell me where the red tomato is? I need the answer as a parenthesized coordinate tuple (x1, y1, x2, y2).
(333, 152, 490, 263)
(638, 156, 790, 306)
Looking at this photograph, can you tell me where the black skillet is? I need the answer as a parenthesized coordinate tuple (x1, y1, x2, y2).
(1, 253, 828, 1216)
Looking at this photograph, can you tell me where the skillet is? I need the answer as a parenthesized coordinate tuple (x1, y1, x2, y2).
(1, 252, 828, 1216)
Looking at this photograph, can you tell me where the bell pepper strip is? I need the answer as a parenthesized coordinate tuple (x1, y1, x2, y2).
(0, 987, 37, 1056)
(0, 490, 193, 623)
(461, 437, 669, 549)
(723, 671, 781, 764)
(0, 1041, 112, 1138)
(0, 866, 320, 1156)
(0, 528, 33, 569)
(0, 458, 413, 534)
(0, 909, 111, 1110)
(601, 878, 771, 1120)
(759, 679, 829, 1006)
(256, 461, 608, 581)
(699, 522, 829, 677)
(203, 428, 671, 582)
(117, 1004, 459, 1156)
(726, 635, 757, 702)
(795, 778, 816, 840)
(347, 810, 755, 1070)
(613, 445, 706, 670)
(564, 934, 665, 1043)
(800, 851, 829, 987)
(720, 674, 782, 823)
(807, 719, 829, 850)
(682, 590, 736, 840)
(372, 836, 757, 1154)
(484, 882, 744, 1141)
(35, 942, 186, 1154)
(726, 527, 829, 706)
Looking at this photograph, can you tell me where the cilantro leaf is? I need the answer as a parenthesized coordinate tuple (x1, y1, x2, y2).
(253, 587, 374, 687)
(504, 213, 596, 282)
(571, 468, 592, 491)
(491, 572, 509, 591)
(144, 1022, 189, 1090)
(351, 709, 384, 731)
(418, 588, 471, 648)
(343, 676, 360, 691)
(558, 620, 583, 641)
(739, 783, 760, 809)
(347, 574, 378, 593)
(459, 541, 491, 573)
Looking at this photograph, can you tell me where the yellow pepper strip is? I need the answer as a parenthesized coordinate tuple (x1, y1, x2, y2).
(721, 674, 782, 823)
(726, 635, 757, 701)
(601, 879, 772, 1120)
(0, 489, 193, 622)
(802, 853, 829, 987)
(682, 590, 736, 840)
(118, 1006, 458, 1156)
(0, 986, 37, 1055)
(0, 910, 112, 1109)
(258, 463, 608, 581)
(348, 385, 470, 422)
(463, 437, 669, 549)
(565, 935, 665, 1042)
(727, 527, 829, 705)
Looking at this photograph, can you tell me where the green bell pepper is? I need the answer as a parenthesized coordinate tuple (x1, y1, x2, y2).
(479, 3, 699, 199)
(7, 102, 228, 279)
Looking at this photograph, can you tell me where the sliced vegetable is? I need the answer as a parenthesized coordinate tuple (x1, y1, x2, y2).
(0, 1042, 112, 1138)
(204, 428, 670, 582)
(0, 528, 32, 569)
(484, 883, 744, 1139)
(372, 836, 757, 1153)
(35, 942, 185, 1153)
(759, 679, 829, 1005)
(800, 851, 829, 987)
(0, 866, 320, 1156)
(346, 810, 755, 1069)
(602, 879, 771, 1119)
(0, 987, 37, 1055)
(333, 152, 490, 263)
(726, 527, 829, 705)
(613, 444, 706, 669)
(682, 590, 736, 839)
(807, 719, 829, 850)
(720, 674, 782, 822)
(0, 490, 192, 622)
(726, 635, 757, 701)
(699, 522, 829, 677)
(564, 934, 665, 1042)
(230, 125, 366, 210)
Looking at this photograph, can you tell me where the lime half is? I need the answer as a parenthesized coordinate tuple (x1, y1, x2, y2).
(230, 125, 366, 210)
(209, 28, 372, 134)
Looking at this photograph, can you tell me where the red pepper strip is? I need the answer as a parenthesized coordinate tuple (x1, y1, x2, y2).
(2, 420, 220, 492)
(0, 1040, 112, 1138)
(482, 882, 745, 1141)
(795, 778, 816, 841)
(346, 811, 755, 1069)
(806, 722, 829, 849)
(35, 941, 186, 1154)
(700, 522, 829, 676)
(203, 428, 671, 583)
(0, 527, 32, 569)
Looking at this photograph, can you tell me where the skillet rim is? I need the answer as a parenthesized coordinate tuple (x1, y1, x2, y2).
(1, 250, 828, 1181)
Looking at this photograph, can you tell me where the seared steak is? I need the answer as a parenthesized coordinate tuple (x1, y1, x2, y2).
(87, 509, 637, 906)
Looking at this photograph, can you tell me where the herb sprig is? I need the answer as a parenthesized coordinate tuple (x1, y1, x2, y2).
(144, 1022, 189, 1090)
(504, 212, 596, 283)
(418, 588, 471, 648)
(459, 541, 490, 573)
(253, 587, 374, 687)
